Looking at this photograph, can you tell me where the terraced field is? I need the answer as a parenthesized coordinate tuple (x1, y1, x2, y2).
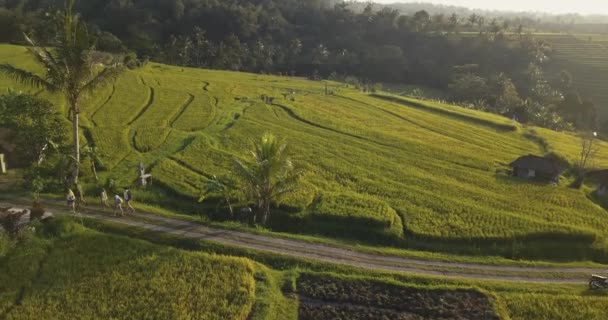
(539, 34, 608, 120)
(2, 44, 608, 261)
(0, 217, 257, 320)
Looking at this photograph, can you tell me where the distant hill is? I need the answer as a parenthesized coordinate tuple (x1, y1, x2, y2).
(539, 34, 608, 121)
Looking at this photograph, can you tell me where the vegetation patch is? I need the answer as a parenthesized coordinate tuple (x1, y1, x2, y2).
(132, 127, 171, 152)
(296, 272, 501, 320)
(3, 43, 608, 261)
(370, 93, 519, 132)
(308, 192, 403, 240)
(0, 217, 256, 320)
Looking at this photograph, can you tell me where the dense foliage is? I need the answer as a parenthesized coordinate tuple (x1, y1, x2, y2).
(1, 0, 597, 129)
(0, 92, 68, 167)
(0, 0, 124, 183)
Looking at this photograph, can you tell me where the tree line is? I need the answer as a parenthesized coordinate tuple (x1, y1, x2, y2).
(0, 0, 599, 131)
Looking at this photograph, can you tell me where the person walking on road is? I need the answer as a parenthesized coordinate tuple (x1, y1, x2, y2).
(100, 188, 110, 210)
(74, 183, 87, 210)
(113, 194, 124, 217)
(66, 189, 76, 213)
(123, 187, 135, 214)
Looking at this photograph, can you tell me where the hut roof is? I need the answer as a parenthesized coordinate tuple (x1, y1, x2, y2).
(509, 154, 563, 175)
(586, 169, 608, 181)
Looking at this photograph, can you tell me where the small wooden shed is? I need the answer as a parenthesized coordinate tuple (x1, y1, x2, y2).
(586, 169, 608, 195)
(509, 154, 563, 182)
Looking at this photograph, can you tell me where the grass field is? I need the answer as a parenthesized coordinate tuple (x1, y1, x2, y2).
(6, 216, 606, 320)
(0, 217, 257, 320)
(2, 43, 608, 262)
(86, 217, 608, 320)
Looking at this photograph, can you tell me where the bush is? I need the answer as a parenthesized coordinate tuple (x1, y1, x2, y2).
(282, 270, 298, 294)
(41, 215, 85, 238)
(0, 209, 28, 239)
(0, 231, 12, 257)
(29, 201, 45, 221)
(308, 192, 403, 242)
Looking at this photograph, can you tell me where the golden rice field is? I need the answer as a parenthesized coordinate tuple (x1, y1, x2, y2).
(0, 218, 256, 320)
(2, 44, 608, 260)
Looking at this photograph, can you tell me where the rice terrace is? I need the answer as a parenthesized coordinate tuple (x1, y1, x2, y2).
(2, 0, 608, 319)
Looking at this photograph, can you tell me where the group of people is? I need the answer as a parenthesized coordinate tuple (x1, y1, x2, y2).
(67, 185, 135, 217)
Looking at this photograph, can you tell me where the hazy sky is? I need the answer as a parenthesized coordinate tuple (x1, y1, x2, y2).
(375, 1, 608, 15)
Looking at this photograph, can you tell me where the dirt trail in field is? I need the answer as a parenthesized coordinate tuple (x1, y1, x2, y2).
(2, 199, 605, 284)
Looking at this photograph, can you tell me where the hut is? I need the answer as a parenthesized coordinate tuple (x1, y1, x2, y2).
(586, 170, 608, 195)
(509, 154, 563, 182)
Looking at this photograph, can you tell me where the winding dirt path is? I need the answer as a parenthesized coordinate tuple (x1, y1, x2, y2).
(2, 200, 605, 284)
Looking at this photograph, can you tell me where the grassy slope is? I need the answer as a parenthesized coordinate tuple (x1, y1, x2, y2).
(86, 217, 608, 320)
(0, 218, 257, 320)
(13, 216, 604, 320)
(2, 44, 608, 261)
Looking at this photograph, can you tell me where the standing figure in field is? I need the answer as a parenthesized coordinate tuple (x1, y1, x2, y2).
(74, 183, 87, 210)
(113, 194, 124, 217)
(66, 189, 76, 213)
(137, 162, 152, 187)
(123, 187, 135, 214)
(100, 188, 110, 210)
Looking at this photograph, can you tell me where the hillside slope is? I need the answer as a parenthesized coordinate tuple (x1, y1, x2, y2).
(2, 44, 608, 261)
(540, 34, 608, 120)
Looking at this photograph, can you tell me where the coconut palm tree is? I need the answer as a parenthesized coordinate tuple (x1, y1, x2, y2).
(234, 133, 301, 225)
(81, 145, 104, 181)
(199, 175, 237, 218)
(0, 0, 123, 183)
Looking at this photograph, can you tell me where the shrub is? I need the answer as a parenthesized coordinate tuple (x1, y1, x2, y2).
(41, 215, 85, 238)
(0, 231, 12, 257)
(282, 270, 298, 294)
(308, 192, 403, 241)
(29, 201, 45, 221)
(0, 209, 28, 239)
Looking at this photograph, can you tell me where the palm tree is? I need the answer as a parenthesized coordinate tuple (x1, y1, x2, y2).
(0, 0, 123, 183)
(81, 145, 104, 181)
(199, 175, 237, 217)
(234, 133, 301, 225)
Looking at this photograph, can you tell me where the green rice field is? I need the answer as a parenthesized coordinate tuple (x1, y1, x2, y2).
(2, 43, 608, 261)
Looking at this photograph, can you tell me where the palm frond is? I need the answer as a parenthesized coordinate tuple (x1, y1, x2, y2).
(80, 65, 124, 93)
(0, 64, 56, 91)
(24, 33, 61, 72)
(26, 46, 65, 87)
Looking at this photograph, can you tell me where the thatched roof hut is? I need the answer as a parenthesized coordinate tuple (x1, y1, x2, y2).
(509, 154, 563, 181)
(586, 169, 608, 195)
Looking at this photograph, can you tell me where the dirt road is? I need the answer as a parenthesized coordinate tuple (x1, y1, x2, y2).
(2, 200, 604, 284)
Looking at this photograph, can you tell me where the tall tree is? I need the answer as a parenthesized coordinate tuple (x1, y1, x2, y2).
(233, 133, 301, 225)
(0, 92, 68, 167)
(0, 0, 123, 183)
(572, 131, 599, 189)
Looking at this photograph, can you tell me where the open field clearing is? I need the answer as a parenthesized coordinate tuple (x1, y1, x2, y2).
(2, 43, 608, 262)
